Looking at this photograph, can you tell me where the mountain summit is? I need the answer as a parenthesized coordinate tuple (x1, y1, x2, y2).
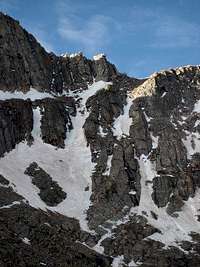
(0, 12, 200, 267)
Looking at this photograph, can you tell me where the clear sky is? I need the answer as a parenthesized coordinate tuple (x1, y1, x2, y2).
(0, 0, 200, 78)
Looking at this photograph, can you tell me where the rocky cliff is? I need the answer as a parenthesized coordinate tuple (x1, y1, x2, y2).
(0, 12, 200, 267)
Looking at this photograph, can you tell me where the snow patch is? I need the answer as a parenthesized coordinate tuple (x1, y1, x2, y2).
(98, 125, 107, 137)
(193, 99, 200, 112)
(112, 95, 133, 140)
(22, 237, 31, 245)
(32, 107, 42, 139)
(182, 131, 200, 159)
(61, 52, 82, 58)
(93, 225, 113, 254)
(161, 92, 167, 98)
(112, 255, 125, 267)
(93, 53, 105, 61)
(0, 201, 21, 209)
(130, 152, 200, 248)
(0, 81, 111, 232)
(0, 88, 53, 101)
(103, 155, 113, 176)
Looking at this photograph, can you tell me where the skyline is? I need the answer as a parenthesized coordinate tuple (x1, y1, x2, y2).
(0, 0, 200, 78)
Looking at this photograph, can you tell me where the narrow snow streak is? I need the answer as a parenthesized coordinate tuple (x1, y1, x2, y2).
(112, 95, 133, 139)
(103, 155, 113, 176)
(93, 53, 105, 61)
(131, 153, 200, 247)
(0, 88, 53, 100)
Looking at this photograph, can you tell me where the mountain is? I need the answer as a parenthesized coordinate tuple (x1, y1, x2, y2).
(0, 12, 200, 267)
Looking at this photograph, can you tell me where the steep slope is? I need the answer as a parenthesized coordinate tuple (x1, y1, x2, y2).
(0, 12, 120, 93)
(0, 12, 199, 267)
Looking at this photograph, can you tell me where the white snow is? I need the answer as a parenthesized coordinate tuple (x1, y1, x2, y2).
(61, 52, 82, 58)
(93, 225, 113, 254)
(128, 152, 200, 248)
(182, 130, 200, 159)
(128, 260, 139, 266)
(93, 53, 105, 61)
(103, 155, 113, 176)
(150, 133, 159, 149)
(98, 125, 107, 137)
(112, 95, 133, 140)
(22, 237, 31, 245)
(129, 190, 137, 195)
(32, 107, 42, 138)
(112, 256, 125, 267)
(69, 53, 81, 58)
(143, 111, 152, 123)
(193, 99, 200, 112)
(124, 127, 200, 248)
(194, 120, 200, 128)
(0, 201, 21, 209)
(161, 92, 167, 98)
(0, 88, 53, 101)
(0, 81, 111, 232)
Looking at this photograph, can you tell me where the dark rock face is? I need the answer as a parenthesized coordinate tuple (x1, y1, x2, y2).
(0, 174, 9, 185)
(34, 97, 76, 148)
(129, 105, 152, 156)
(0, 13, 120, 94)
(0, 12, 51, 92)
(0, 203, 112, 267)
(84, 77, 141, 228)
(130, 68, 200, 214)
(92, 55, 117, 82)
(0, 99, 33, 156)
(102, 215, 200, 267)
(152, 175, 177, 207)
(102, 216, 161, 261)
(24, 162, 66, 206)
(0, 184, 23, 207)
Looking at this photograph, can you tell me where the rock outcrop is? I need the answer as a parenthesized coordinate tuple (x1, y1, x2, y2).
(25, 162, 67, 206)
(0, 99, 33, 156)
(0, 12, 119, 93)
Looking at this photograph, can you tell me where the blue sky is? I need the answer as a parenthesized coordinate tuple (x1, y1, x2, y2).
(0, 0, 200, 78)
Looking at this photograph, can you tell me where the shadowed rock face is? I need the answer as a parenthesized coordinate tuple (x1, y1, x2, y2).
(0, 12, 51, 92)
(34, 97, 76, 148)
(0, 99, 33, 156)
(0, 203, 112, 267)
(0, 11, 200, 267)
(25, 162, 67, 206)
(0, 12, 119, 93)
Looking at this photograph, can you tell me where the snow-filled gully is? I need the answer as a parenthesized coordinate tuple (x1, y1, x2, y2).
(0, 81, 111, 232)
(0, 83, 200, 267)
